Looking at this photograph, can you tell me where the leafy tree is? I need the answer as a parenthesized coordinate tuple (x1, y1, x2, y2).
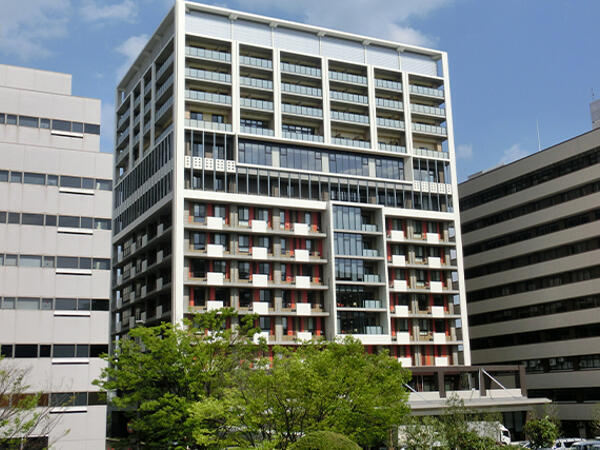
(523, 414, 560, 449)
(399, 415, 443, 450)
(197, 337, 411, 449)
(94, 309, 261, 449)
(288, 431, 360, 450)
(0, 357, 64, 449)
(592, 402, 600, 436)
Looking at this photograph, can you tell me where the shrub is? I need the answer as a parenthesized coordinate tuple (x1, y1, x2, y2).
(289, 431, 361, 450)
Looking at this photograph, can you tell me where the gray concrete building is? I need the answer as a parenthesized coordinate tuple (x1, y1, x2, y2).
(459, 128, 600, 437)
(0, 65, 111, 449)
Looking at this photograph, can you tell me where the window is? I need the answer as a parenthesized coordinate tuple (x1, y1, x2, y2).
(21, 214, 44, 226)
(6, 114, 17, 125)
(0, 170, 8, 182)
(60, 176, 81, 188)
(47, 175, 58, 186)
(213, 260, 227, 274)
(45, 215, 57, 226)
(80, 217, 93, 229)
(256, 236, 270, 249)
(213, 234, 228, 247)
(8, 212, 19, 224)
(59, 216, 80, 228)
(43, 256, 55, 268)
(238, 235, 250, 252)
(40, 118, 50, 129)
(93, 259, 110, 270)
(10, 172, 22, 183)
(92, 299, 110, 311)
(94, 219, 111, 230)
(23, 172, 45, 185)
(1, 298, 16, 309)
(79, 258, 91, 270)
(53, 345, 75, 358)
(212, 115, 224, 123)
(95, 179, 111, 191)
(192, 232, 205, 251)
(19, 116, 38, 128)
(15, 344, 38, 358)
(71, 122, 84, 133)
(17, 298, 39, 310)
(52, 120, 71, 132)
(55, 298, 77, 310)
(82, 178, 94, 189)
(0, 212, 5, 223)
(57, 256, 78, 269)
(213, 205, 227, 218)
(85, 124, 100, 135)
(5, 255, 18, 266)
(0, 113, 4, 124)
(20, 255, 42, 268)
(239, 262, 251, 280)
(238, 207, 249, 226)
(256, 208, 269, 222)
(41, 298, 53, 310)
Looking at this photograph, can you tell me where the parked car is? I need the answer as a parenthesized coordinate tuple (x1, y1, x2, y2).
(554, 438, 584, 448)
(571, 441, 600, 450)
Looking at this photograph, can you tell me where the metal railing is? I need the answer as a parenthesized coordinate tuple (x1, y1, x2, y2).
(185, 67, 231, 83)
(413, 148, 450, 159)
(185, 89, 232, 105)
(330, 90, 368, 104)
(376, 97, 403, 110)
(329, 71, 367, 85)
(282, 131, 324, 142)
(332, 137, 370, 148)
(377, 117, 405, 129)
(411, 103, 446, 117)
(240, 76, 273, 90)
(331, 110, 369, 124)
(185, 119, 232, 132)
(240, 97, 273, 111)
(378, 143, 406, 153)
(240, 126, 274, 136)
(239, 55, 272, 69)
(185, 46, 231, 63)
(281, 62, 321, 78)
(410, 84, 444, 98)
(375, 78, 402, 91)
(412, 123, 447, 136)
(282, 103, 323, 117)
(281, 82, 322, 97)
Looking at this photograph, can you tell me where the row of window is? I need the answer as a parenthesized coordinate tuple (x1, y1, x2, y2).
(462, 180, 600, 234)
(529, 387, 600, 403)
(0, 170, 111, 190)
(413, 158, 450, 184)
(334, 233, 377, 256)
(463, 209, 600, 256)
(2, 391, 106, 408)
(460, 146, 600, 211)
(0, 344, 108, 358)
(465, 237, 600, 279)
(0, 112, 100, 135)
(470, 323, 600, 350)
(0, 254, 110, 270)
(467, 265, 600, 303)
(0, 211, 111, 229)
(0, 297, 109, 311)
(115, 133, 173, 207)
(519, 353, 600, 374)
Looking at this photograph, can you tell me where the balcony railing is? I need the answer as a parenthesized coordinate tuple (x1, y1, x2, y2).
(282, 103, 323, 118)
(239, 55, 272, 69)
(338, 299, 382, 309)
(329, 71, 367, 85)
(240, 126, 274, 136)
(412, 123, 447, 136)
(185, 89, 232, 105)
(362, 249, 379, 257)
(281, 62, 321, 78)
(377, 117, 405, 130)
(375, 78, 402, 91)
(156, 74, 174, 99)
(340, 326, 384, 335)
(376, 98, 403, 110)
(331, 137, 370, 148)
(330, 110, 369, 124)
(330, 90, 368, 104)
(117, 110, 130, 128)
(410, 85, 444, 98)
(282, 131, 324, 142)
(240, 97, 273, 111)
(185, 67, 231, 84)
(281, 82, 322, 97)
(378, 143, 406, 153)
(411, 103, 446, 117)
(185, 46, 231, 63)
(413, 148, 450, 159)
(185, 119, 232, 132)
(156, 53, 174, 79)
(240, 76, 273, 90)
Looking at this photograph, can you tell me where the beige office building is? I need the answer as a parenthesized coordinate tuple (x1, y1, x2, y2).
(0, 65, 112, 449)
(459, 128, 600, 436)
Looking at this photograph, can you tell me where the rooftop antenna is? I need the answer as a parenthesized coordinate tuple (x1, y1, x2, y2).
(536, 120, 541, 151)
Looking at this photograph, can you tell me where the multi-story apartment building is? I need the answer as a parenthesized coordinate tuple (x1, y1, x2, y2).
(459, 128, 600, 437)
(0, 65, 111, 449)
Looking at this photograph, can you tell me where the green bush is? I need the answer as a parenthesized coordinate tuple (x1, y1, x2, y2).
(289, 431, 361, 450)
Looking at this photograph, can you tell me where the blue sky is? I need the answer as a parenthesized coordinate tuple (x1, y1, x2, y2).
(1, 0, 598, 181)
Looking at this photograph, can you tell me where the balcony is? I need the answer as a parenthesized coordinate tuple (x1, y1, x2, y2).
(239, 55, 272, 70)
(338, 299, 383, 309)
(377, 117, 404, 130)
(156, 53, 174, 80)
(185, 67, 231, 84)
(411, 103, 446, 118)
(378, 143, 406, 153)
(281, 82, 322, 97)
(240, 125, 274, 136)
(340, 326, 384, 335)
(240, 76, 273, 90)
(330, 90, 368, 105)
(376, 98, 403, 110)
(184, 119, 232, 132)
(282, 103, 323, 118)
(283, 131, 324, 143)
(361, 223, 378, 232)
(281, 62, 321, 78)
(410, 84, 444, 98)
(185, 89, 231, 106)
(362, 249, 379, 257)
(185, 46, 231, 63)
(412, 123, 447, 137)
(155, 97, 173, 121)
(413, 148, 449, 159)
(240, 97, 273, 111)
(330, 110, 369, 124)
(117, 110, 130, 129)
(389, 254, 406, 266)
(329, 71, 367, 85)
(375, 78, 402, 91)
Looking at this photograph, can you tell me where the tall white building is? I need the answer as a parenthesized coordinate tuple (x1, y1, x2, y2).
(0, 65, 111, 449)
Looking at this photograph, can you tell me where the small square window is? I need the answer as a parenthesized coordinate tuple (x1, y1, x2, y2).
(2, 297, 16, 309)
(47, 175, 58, 186)
(8, 212, 20, 224)
(5, 255, 17, 266)
(82, 178, 94, 189)
(84, 123, 100, 135)
(71, 122, 84, 133)
(77, 299, 91, 311)
(10, 172, 22, 183)
(76, 345, 89, 358)
(0, 212, 6, 223)
(42, 256, 55, 268)
(6, 114, 17, 125)
(45, 215, 57, 226)
(39, 345, 51, 357)
(0, 113, 5, 124)
(40, 118, 50, 129)
(79, 258, 92, 270)
(41, 298, 53, 310)
(1, 345, 14, 357)
(0, 170, 8, 182)
(80, 217, 93, 229)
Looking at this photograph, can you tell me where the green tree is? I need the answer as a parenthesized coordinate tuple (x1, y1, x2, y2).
(288, 431, 360, 450)
(399, 415, 443, 450)
(94, 309, 261, 449)
(196, 337, 411, 449)
(523, 414, 560, 449)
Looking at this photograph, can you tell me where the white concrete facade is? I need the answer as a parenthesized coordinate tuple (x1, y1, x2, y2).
(0, 64, 111, 449)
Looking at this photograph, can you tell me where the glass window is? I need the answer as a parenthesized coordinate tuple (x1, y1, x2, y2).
(93, 258, 110, 270)
(239, 262, 251, 279)
(79, 258, 91, 270)
(0, 212, 5, 223)
(20, 255, 42, 268)
(14, 344, 38, 358)
(19, 116, 38, 128)
(94, 218, 111, 230)
(91, 299, 109, 311)
(2, 297, 16, 309)
(57, 256, 78, 269)
(41, 298, 53, 310)
(47, 175, 58, 186)
(192, 232, 205, 251)
(53, 345, 75, 358)
(10, 171, 22, 183)
(55, 298, 77, 310)
(77, 299, 91, 311)
(0, 113, 4, 124)
(82, 178, 94, 189)
(1, 345, 14, 357)
(238, 207, 249, 225)
(84, 123, 100, 135)
(238, 235, 250, 252)
(45, 215, 57, 226)
(39, 345, 51, 357)
(71, 122, 84, 133)
(23, 172, 45, 185)
(76, 345, 89, 357)
(52, 120, 71, 132)
(90, 344, 108, 357)
(43, 256, 55, 268)
(59, 216, 80, 228)
(60, 176, 81, 188)
(0, 170, 8, 182)
(8, 212, 20, 224)
(6, 114, 17, 125)
(5, 254, 18, 266)
(95, 179, 111, 190)
(213, 205, 227, 218)
(21, 213, 44, 226)
(17, 298, 39, 310)
(40, 118, 50, 129)
(213, 234, 228, 247)
(80, 217, 93, 229)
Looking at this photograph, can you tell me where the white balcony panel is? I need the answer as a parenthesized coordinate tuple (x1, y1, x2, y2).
(293, 223, 309, 235)
(294, 249, 310, 262)
(253, 331, 270, 344)
(391, 255, 406, 266)
(425, 233, 440, 244)
(394, 305, 409, 317)
(396, 332, 410, 344)
(206, 272, 224, 286)
(389, 230, 404, 241)
(252, 302, 269, 314)
(398, 357, 412, 367)
(296, 331, 312, 342)
(430, 281, 443, 293)
(295, 276, 310, 289)
(393, 280, 408, 291)
(207, 244, 223, 257)
(296, 303, 311, 315)
(251, 247, 268, 259)
(206, 216, 223, 230)
(431, 306, 445, 318)
(435, 356, 449, 366)
(251, 219, 267, 233)
(206, 300, 224, 311)
(433, 332, 446, 344)
(428, 256, 441, 268)
(252, 274, 268, 287)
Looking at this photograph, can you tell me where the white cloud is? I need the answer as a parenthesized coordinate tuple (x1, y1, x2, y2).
(0, 0, 71, 60)
(456, 144, 473, 160)
(80, 0, 138, 23)
(499, 143, 530, 165)
(100, 102, 116, 153)
(115, 34, 149, 81)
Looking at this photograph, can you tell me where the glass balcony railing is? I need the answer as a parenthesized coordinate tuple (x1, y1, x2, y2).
(155, 97, 173, 120)
(411, 103, 446, 117)
(240, 97, 273, 111)
(329, 71, 367, 85)
(378, 142, 406, 153)
(185, 46, 231, 62)
(240, 76, 273, 90)
(375, 78, 402, 91)
(156, 53, 174, 79)
(144, 81, 152, 96)
(281, 62, 321, 78)
(331, 110, 369, 124)
(410, 85, 444, 98)
(117, 128, 129, 146)
(281, 82, 322, 97)
(117, 111, 130, 128)
(240, 126, 274, 136)
(282, 131, 324, 142)
(412, 123, 447, 136)
(331, 137, 370, 149)
(156, 74, 174, 99)
(143, 121, 151, 135)
(185, 89, 231, 105)
(239, 55, 273, 69)
(377, 117, 404, 130)
(330, 90, 368, 104)
(184, 119, 232, 132)
(362, 224, 378, 232)
(338, 299, 382, 309)
(282, 103, 323, 118)
(185, 67, 231, 84)
(362, 249, 379, 257)
(376, 98, 403, 110)
(413, 148, 450, 159)
(340, 326, 384, 335)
